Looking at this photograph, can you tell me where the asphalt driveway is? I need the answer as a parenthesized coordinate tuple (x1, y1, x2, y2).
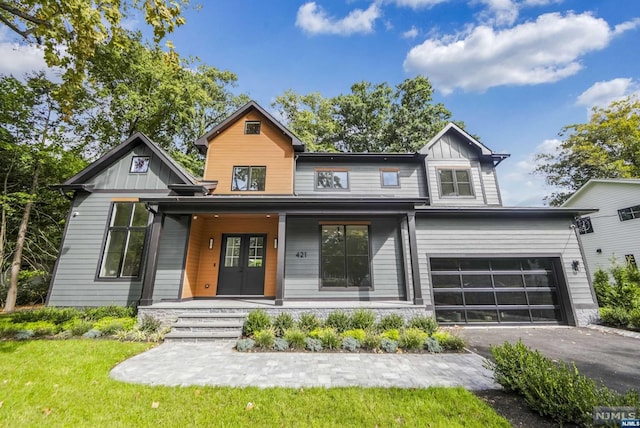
(458, 326, 640, 393)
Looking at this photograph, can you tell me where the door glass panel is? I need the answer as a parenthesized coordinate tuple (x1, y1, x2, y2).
(248, 236, 264, 267)
(432, 274, 461, 288)
(464, 292, 495, 305)
(224, 237, 241, 267)
(496, 291, 527, 305)
(462, 274, 492, 288)
(493, 274, 525, 288)
(434, 291, 463, 305)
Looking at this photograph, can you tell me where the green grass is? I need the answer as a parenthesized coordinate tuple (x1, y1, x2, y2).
(0, 340, 509, 427)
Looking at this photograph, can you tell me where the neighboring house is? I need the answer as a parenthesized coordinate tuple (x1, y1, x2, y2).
(562, 179, 640, 276)
(47, 101, 599, 326)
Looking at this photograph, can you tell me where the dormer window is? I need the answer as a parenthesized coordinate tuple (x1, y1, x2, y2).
(245, 121, 261, 135)
(130, 156, 150, 173)
(438, 169, 473, 197)
(380, 169, 400, 187)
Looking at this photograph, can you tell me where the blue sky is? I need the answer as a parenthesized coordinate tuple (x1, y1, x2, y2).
(1, 0, 639, 205)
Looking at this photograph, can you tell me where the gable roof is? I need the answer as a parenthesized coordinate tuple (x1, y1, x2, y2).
(195, 100, 305, 155)
(60, 132, 196, 189)
(562, 178, 640, 207)
(420, 122, 510, 166)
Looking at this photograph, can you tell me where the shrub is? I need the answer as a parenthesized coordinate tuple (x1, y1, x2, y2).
(15, 330, 34, 340)
(82, 306, 136, 321)
(399, 327, 428, 350)
(408, 315, 438, 335)
(342, 336, 360, 352)
(272, 312, 294, 337)
(64, 319, 93, 336)
(11, 307, 80, 324)
(362, 331, 382, 350)
(630, 309, 640, 331)
(600, 307, 630, 328)
(0, 324, 21, 339)
(93, 317, 136, 335)
(22, 321, 60, 337)
(316, 327, 341, 349)
(243, 309, 271, 336)
(433, 331, 466, 351)
(283, 328, 307, 349)
(424, 337, 442, 353)
(380, 338, 398, 353)
(594, 264, 640, 311)
(380, 329, 400, 341)
(297, 312, 321, 333)
(342, 328, 366, 342)
(377, 314, 404, 331)
(305, 337, 323, 352)
(490, 340, 640, 427)
(83, 329, 102, 339)
(138, 314, 162, 333)
(593, 269, 612, 307)
(274, 337, 289, 351)
(325, 310, 350, 333)
(349, 309, 375, 330)
(236, 338, 255, 352)
(253, 329, 276, 348)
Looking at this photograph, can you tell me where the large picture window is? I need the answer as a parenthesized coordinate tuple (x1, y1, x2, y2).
(316, 170, 349, 189)
(321, 224, 370, 287)
(232, 166, 266, 191)
(438, 169, 473, 196)
(99, 202, 150, 278)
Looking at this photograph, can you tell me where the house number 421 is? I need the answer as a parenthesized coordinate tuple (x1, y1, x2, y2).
(296, 251, 307, 258)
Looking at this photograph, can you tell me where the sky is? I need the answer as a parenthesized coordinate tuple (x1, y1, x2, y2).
(1, 0, 639, 206)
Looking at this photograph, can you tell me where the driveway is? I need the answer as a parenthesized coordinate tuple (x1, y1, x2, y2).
(458, 326, 640, 393)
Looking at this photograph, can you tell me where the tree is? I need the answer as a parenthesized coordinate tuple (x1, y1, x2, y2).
(535, 96, 640, 206)
(0, 0, 190, 109)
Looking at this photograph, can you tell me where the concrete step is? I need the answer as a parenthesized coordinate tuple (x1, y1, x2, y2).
(164, 311, 247, 342)
(172, 321, 243, 333)
(164, 331, 241, 341)
(177, 313, 248, 322)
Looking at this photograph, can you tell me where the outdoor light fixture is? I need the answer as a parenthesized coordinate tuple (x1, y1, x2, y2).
(572, 260, 580, 272)
(274, 238, 278, 249)
(596, 248, 602, 254)
(209, 238, 214, 249)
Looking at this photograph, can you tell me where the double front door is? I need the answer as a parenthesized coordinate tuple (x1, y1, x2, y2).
(217, 234, 266, 295)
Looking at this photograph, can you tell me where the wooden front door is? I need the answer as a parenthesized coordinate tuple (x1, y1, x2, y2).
(217, 234, 266, 295)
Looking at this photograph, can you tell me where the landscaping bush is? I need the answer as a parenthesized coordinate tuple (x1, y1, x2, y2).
(362, 331, 381, 350)
(342, 328, 366, 342)
(305, 337, 323, 352)
(22, 321, 60, 337)
(599, 307, 630, 328)
(138, 314, 162, 333)
(376, 313, 404, 331)
(15, 330, 34, 340)
(93, 317, 136, 335)
(83, 329, 102, 339)
(253, 329, 276, 348)
(283, 328, 307, 349)
(593, 264, 640, 311)
(236, 338, 255, 352)
(432, 331, 466, 352)
(630, 309, 640, 331)
(380, 338, 398, 353)
(0, 324, 21, 339)
(82, 306, 136, 321)
(408, 315, 438, 335)
(274, 337, 289, 351)
(380, 328, 400, 341)
(399, 327, 428, 350)
(64, 319, 93, 336)
(243, 309, 271, 336)
(325, 310, 350, 333)
(424, 337, 442, 353)
(11, 307, 80, 324)
(272, 312, 294, 337)
(297, 312, 321, 333)
(315, 327, 341, 349)
(342, 336, 360, 352)
(349, 309, 375, 330)
(490, 340, 640, 427)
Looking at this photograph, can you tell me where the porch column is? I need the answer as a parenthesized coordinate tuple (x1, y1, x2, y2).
(407, 212, 424, 305)
(139, 206, 163, 306)
(275, 212, 286, 306)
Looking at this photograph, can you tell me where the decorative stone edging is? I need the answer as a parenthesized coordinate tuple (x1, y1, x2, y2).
(585, 324, 640, 340)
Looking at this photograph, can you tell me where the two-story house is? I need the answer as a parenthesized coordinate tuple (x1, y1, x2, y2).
(47, 101, 599, 326)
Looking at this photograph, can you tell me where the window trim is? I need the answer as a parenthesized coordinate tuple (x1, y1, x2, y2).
(618, 205, 640, 221)
(314, 169, 350, 191)
(437, 168, 474, 198)
(96, 202, 150, 281)
(318, 223, 373, 290)
(244, 121, 261, 135)
(380, 168, 400, 188)
(231, 165, 267, 191)
(129, 156, 150, 174)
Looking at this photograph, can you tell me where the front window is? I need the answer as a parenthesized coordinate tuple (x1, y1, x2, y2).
(321, 224, 370, 287)
(232, 166, 266, 191)
(316, 170, 349, 189)
(381, 170, 400, 187)
(618, 205, 640, 221)
(245, 121, 261, 134)
(99, 202, 150, 278)
(130, 156, 150, 173)
(438, 169, 473, 196)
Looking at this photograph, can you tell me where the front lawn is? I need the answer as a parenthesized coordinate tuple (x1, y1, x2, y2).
(0, 340, 509, 427)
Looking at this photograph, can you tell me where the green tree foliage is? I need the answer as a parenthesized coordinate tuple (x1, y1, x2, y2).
(0, 0, 190, 108)
(272, 76, 457, 153)
(535, 96, 640, 206)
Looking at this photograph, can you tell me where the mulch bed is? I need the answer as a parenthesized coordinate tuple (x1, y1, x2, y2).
(475, 389, 560, 427)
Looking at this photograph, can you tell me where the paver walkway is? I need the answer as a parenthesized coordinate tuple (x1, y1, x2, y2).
(110, 340, 498, 390)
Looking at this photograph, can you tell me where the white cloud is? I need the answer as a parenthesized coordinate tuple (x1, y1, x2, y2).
(520, 0, 563, 6)
(613, 17, 640, 35)
(404, 12, 638, 94)
(576, 78, 639, 109)
(296, 2, 381, 36)
(0, 29, 59, 79)
(402, 26, 419, 39)
(475, 0, 519, 26)
(389, 0, 449, 9)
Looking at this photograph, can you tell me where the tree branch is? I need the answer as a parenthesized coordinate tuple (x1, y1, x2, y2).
(0, 2, 49, 27)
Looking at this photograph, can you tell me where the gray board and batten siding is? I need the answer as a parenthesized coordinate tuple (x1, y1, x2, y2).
(295, 162, 427, 198)
(414, 216, 599, 326)
(284, 217, 408, 300)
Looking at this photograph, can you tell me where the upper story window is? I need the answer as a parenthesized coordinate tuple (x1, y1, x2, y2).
(99, 202, 150, 279)
(232, 166, 266, 191)
(245, 121, 261, 135)
(438, 169, 473, 197)
(380, 169, 400, 187)
(130, 156, 150, 173)
(576, 217, 594, 234)
(316, 170, 349, 190)
(618, 205, 640, 221)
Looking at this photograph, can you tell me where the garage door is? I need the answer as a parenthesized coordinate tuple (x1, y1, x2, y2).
(431, 257, 565, 324)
